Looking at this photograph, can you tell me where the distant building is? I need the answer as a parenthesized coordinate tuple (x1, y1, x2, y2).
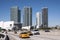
(10, 6, 21, 23)
(10, 6, 22, 30)
(42, 7, 48, 28)
(0, 21, 14, 30)
(23, 6, 32, 27)
(36, 12, 41, 28)
(55, 25, 60, 29)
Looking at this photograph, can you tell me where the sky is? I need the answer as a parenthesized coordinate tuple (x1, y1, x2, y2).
(0, 0, 60, 27)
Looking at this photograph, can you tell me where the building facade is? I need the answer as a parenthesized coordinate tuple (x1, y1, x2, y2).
(10, 6, 22, 30)
(36, 12, 41, 28)
(10, 6, 21, 23)
(23, 7, 32, 27)
(42, 7, 48, 28)
(0, 21, 14, 30)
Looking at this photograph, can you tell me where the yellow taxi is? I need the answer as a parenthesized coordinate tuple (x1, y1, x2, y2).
(19, 32, 30, 38)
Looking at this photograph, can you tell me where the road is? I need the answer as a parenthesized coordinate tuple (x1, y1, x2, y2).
(0, 30, 60, 40)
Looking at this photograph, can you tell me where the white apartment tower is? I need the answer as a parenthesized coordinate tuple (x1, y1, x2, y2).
(36, 12, 41, 28)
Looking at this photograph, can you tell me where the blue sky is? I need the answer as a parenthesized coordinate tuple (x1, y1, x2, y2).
(0, 0, 60, 27)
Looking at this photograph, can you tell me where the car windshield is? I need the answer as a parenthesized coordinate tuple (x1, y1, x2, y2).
(34, 30, 38, 31)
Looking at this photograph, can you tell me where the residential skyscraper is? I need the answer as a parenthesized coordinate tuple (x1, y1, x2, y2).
(36, 12, 41, 28)
(42, 7, 48, 28)
(10, 6, 21, 23)
(23, 7, 32, 27)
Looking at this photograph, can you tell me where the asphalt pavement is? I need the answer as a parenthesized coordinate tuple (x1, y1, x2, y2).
(0, 30, 60, 40)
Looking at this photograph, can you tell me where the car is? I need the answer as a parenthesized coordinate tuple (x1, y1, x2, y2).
(14, 31, 17, 34)
(19, 32, 30, 38)
(5, 31, 8, 34)
(34, 32, 40, 35)
(34, 29, 38, 31)
(0, 34, 9, 40)
(32, 30, 40, 35)
(45, 30, 50, 32)
(27, 31, 33, 36)
(0, 34, 5, 38)
(5, 35, 10, 40)
(1, 30, 5, 33)
(8, 29, 11, 32)
(2, 31, 4, 33)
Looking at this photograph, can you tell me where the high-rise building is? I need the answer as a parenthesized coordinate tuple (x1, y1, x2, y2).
(36, 12, 41, 28)
(42, 7, 48, 28)
(23, 7, 32, 27)
(10, 6, 21, 23)
(10, 6, 22, 30)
